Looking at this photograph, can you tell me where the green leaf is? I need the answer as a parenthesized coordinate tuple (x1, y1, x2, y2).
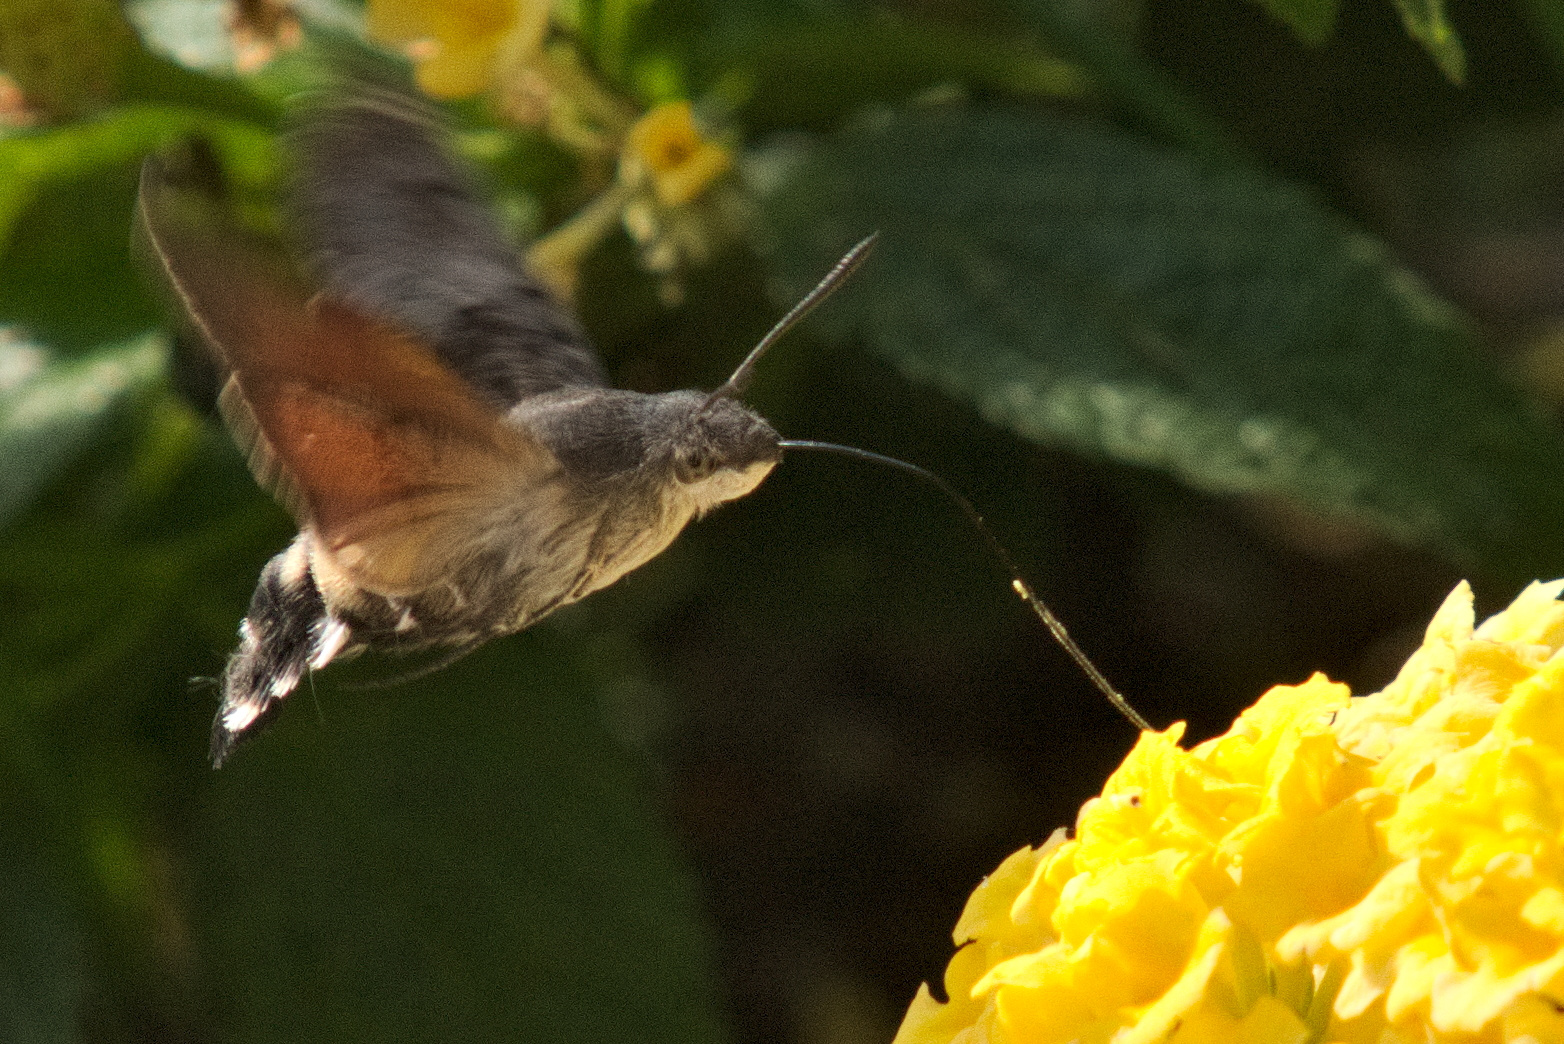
(0, 846, 85, 1044)
(0, 107, 205, 248)
(1517, 0, 1564, 83)
(0, 335, 265, 724)
(583, 0, 659, 84)
(0, 119, 126, 280)
(1387, 0, 1466, 83)
(1246, 0, 1342, 45)
(119, 43, 285, 127)
(697, 16, 1083, 131)
(1010, 0, 1239, 160)
(0, 333, 163, 526)
(0, 106, 274, 348)
(756, 107, 1564, 583)
(190, 632, 726, 1044)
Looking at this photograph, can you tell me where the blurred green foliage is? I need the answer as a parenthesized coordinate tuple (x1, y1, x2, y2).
(764, 106, 1564, 583)
(2, 0, 1562, 1042)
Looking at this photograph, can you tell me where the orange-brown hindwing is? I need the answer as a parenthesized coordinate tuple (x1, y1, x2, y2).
(136, 161, 553, 596)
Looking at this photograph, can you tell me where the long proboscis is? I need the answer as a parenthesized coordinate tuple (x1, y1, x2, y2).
(778, 439, 1154, 733)
(702, 233, 880, 411)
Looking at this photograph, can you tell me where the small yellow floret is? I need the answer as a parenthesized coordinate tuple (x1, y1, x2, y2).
(898, 579, 1564, 1044)
(621, 101, 733, 208)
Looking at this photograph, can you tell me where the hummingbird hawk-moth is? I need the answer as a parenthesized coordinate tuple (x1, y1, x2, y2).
(138, 88, 872, 766)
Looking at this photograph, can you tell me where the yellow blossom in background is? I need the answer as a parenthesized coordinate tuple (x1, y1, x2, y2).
(528, 102, 737, 304)
(364, 1, 736, 300)
(898, 579, 1564, 1044)
(620, 101, 734, 209)
(616, 101, 737, 302)
(367, 0, 550, 99)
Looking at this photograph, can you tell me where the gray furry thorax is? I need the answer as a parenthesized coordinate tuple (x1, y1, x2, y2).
(313, 386, 782, 647)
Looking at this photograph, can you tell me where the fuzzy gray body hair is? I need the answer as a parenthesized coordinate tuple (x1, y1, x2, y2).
(137, 81, 793, 766)
(210, 382, 778, 766)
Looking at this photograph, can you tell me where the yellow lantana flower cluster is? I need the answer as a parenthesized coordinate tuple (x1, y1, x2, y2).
(367, 0, 550, 100)
(618, 100, 737, 295)
(620, 101, 734, 210)
(364, 0, 737, 300)
(898, 580, 1564, 1044)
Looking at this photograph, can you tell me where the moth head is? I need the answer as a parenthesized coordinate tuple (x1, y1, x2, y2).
(669, 391, 781, 511)
(667, 233, 876, 510)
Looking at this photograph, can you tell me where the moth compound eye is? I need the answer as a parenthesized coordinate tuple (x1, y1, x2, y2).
(675, 448, 718, 483)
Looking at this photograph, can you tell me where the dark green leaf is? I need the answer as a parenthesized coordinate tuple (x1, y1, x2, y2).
(0, 333, 163, 525)
(1245, 0, 1342, 45)
(0, 370, 273, 722)
(190, 633, 726, 1044)
(696, 16, 1083, 132)
(1387, 0, 1466, 83)
(757, 107, 1564, 583)
(1009, 0, 1239, 160)
(0, 845, 85, 1044)
(0, 107, 215, 245)
(1517, 0, 1564, 83)
(119, 45, 284, 127)
(0, 106, 274, 348)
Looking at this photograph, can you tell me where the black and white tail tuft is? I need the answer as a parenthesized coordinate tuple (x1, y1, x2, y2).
(210, 537, 352, 767)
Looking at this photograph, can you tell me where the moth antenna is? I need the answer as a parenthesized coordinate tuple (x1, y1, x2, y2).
(701, 233, 879, 412)
(778, 439, 1154, 733)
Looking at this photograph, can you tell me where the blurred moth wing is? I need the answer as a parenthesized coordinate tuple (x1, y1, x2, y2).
(136, 163, 556, 599)
(138, 90, 793, 767)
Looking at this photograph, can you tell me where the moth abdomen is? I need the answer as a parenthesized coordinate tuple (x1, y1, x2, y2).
(143, 81, 847, 767)
(212, 538, 355, 767)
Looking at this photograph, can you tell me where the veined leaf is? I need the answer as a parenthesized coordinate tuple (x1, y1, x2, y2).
(0, 332, 163, 526)
(698, 16, 1083, 131)
(757, 107, 1564, 583)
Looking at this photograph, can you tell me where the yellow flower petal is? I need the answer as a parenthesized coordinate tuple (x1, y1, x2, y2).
(1229, 995, 1312, 1044)
(413, 38, 507, 98)
(956, 836, 1060, 948)
(367, 0, 520, 45)
(897, 579, 1564, 1044)
(1502, 990, 1564, 1043)
(1122, 909, 1232, 1044)
(365, 0, 547, 99)
(621, 101, 733, 207)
